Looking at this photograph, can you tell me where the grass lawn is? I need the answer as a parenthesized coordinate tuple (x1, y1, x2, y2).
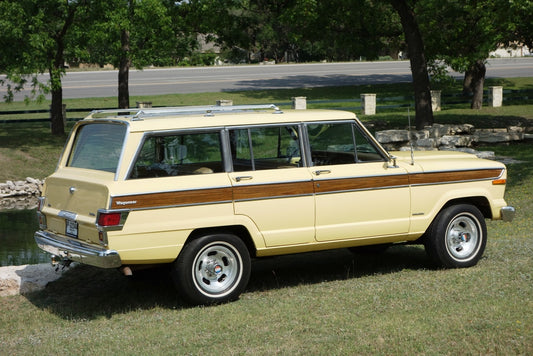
(0, 79, 532, 354)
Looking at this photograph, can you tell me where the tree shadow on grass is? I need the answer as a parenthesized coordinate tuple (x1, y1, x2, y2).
(24, 245, 430, 319)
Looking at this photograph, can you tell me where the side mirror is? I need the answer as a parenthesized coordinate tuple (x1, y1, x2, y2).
(387, 155, 399, 168)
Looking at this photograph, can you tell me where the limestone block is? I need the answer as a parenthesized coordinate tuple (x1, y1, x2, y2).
(439, 135, 474, 147)
(375, 129, 409, 143)
(361, 94, 376, 115)
(416, 138, 437, 148)
(292, 96, 307, 110)
(488, 86, 503, 107)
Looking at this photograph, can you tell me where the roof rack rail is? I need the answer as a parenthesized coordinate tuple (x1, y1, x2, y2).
(86, 104, 282, 120)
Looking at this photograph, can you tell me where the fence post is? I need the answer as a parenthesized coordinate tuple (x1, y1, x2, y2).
(216, 99, 233, 106)
(488, 86, 503, 107)
(431, 90, 441, 112)
(292, 96, 307, 110)
(136, 101, 152, 108)
(361, 94, 376, 115)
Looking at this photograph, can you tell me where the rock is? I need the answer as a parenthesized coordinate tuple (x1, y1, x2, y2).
(375, 129, 409, 143)
(0, 264, 72, 297)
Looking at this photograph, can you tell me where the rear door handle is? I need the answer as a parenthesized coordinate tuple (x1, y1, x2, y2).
(234, 176, 253, 182)
(314, 170, 331, 176)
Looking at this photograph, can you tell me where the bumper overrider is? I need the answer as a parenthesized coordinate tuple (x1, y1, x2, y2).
(34, 230, 122, 268)
(501, 206, 516, 222)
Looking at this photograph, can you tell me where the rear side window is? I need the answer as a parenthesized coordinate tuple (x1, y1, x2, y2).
(229, 125, 302, 171)
(67, 123, 126, 173)
(130, 131, 223, 179)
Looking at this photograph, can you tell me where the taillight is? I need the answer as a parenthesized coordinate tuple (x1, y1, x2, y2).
(96, 210, 129, 232)
(98, 212, 122, 226)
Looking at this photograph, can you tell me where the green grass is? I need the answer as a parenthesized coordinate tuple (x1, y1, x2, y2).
(0, 153, 531, 354)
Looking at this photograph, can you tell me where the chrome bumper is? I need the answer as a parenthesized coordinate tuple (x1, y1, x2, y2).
(34, 230, 122, 268)
(501, 206, 516, 222)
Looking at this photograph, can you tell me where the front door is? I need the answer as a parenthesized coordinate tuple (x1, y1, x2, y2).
(305, 121, 410, 242)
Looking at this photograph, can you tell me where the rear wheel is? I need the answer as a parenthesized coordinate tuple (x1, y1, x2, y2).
(172, 234, 251, 305)
(425, 204, 487, 268)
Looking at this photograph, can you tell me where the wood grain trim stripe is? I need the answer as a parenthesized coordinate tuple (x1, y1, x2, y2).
(409, 168, 504, 185)
(314, 174, 409, 193)
(110, 168, 503, 209)
(233, 181, 315, 201)
(111, 187, 233, 209)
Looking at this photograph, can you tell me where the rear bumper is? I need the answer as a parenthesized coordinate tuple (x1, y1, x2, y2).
(34, 230, 122, 268)
(501, 206, 516, 222)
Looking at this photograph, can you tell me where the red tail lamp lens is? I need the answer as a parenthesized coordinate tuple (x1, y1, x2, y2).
(98, 212, 122, 226)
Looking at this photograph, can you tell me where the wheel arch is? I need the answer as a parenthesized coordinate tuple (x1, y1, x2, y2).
(417, 196, 491, 244)
(440, 196, 492, 219)
(186, 225, 258, 258)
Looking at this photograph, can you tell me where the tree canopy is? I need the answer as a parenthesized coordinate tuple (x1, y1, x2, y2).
(1, 0, 530, 133)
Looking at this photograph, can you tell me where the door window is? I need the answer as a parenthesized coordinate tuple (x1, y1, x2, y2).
(229, 125, 302, 171)
(306, 122, 384, 166)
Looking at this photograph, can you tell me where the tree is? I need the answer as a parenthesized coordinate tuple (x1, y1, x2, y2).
(74, 0, 179, 108)
(0, 0, 88, 135)
(418, 0, 513, 109)
(389, 0, 434, 129)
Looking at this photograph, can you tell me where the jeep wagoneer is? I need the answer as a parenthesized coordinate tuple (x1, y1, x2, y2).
(35, 104, 515, 304)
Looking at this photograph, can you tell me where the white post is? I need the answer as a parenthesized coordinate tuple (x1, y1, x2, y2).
(431, 90, 441, 112)
(361, 94, 376, 115)
(136, 101, 152, 108)
(488, 86, 503, 107)
(292, 96, 307, 110)
(216, 99, 233, 106)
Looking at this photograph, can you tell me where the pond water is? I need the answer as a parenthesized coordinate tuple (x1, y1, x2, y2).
(0, 208, 49, 266)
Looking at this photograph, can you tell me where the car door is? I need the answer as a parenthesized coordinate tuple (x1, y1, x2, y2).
(228, 124, 316, 247)
(305, 121, 411, 242)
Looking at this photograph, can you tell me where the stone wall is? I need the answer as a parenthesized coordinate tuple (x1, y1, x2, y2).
(375, 124, 531, 155)
(0, 178, 42, 210)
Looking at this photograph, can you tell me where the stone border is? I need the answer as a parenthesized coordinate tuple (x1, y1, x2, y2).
(0, 263, 73, 297)
(375, 124, 532, 153)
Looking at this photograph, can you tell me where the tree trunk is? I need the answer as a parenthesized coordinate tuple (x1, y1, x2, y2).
(390, 0, 433, 130)
(467, 60, 486, 109)
(118, 29, 131, 109)
(49, 67, 65, 136)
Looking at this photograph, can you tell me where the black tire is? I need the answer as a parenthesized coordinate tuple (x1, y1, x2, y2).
(172, 234, 251, 305)
(425, 204, 487, 268)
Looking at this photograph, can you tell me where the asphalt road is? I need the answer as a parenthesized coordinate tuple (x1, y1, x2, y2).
(2, 57, 532, 100)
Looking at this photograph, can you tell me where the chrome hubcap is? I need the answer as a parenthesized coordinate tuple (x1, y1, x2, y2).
(193, 242, 242, 297)
(446, 213, 480, 260)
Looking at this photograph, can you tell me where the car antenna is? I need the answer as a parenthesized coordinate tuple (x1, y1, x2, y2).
(408, 107, 415, 165)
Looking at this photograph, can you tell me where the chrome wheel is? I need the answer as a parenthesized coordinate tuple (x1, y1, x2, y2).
(425, 204, 487, 268)
(192, 241, 243, 297)
(445, 213, 481, 261)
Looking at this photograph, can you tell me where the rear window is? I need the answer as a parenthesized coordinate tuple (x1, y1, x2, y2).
(67, 123, 126, 173)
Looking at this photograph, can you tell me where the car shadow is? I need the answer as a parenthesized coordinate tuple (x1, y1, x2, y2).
(24, 245, 430, 319)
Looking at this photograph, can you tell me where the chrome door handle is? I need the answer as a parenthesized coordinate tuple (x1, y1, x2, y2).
(235, 176, 253, 182)
(314, 170, 331, 176)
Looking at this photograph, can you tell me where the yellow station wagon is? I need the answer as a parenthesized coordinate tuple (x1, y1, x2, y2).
(35, 104, 515, 304)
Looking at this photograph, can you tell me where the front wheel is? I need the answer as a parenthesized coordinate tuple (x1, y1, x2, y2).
(172, 234, 251, 305)
(425, 204, 487, 268)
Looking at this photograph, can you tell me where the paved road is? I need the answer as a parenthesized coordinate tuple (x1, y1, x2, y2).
(2, 58, 532, 100)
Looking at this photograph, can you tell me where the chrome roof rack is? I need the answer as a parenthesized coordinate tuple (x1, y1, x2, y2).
(86, 104, 282, 120)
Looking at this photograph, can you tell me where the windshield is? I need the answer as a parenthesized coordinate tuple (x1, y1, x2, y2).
(67, 123, 127, 173)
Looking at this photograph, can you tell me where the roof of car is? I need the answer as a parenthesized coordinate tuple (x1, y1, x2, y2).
(82, 105, 358, 132)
